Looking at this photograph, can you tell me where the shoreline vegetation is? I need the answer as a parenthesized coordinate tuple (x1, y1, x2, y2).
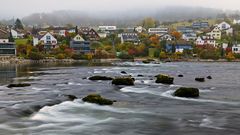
(1, 56, 240, 64)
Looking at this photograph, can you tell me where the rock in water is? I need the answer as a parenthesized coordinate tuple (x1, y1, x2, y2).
(178, 74, 184, 77)
(207, 76, 212, 79)
(195, 78, 205, 82)
(121, 71, 127, 74)
(82, 94, 113, 105)
(112, 77, 134, 85)
(66, 95, 77, 101)
(88, 76, 113, 81)
(155, 74, 174, 84)
(174, 87, 199, 98)
(142, 60, 151, 64)
(7, 83, 31, 88)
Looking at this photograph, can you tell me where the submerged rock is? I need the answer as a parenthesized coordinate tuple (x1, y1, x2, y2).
(82, 94, 113, 105)
(174, 87, 199, 98)
(207, 76, 212, 79)
(7, 83, 31, 88)
(178, 74, 184, 77)
(121, 71, 127, 74)
(155, 74, 174, 84)
(65, 95, 78, 101)
(112, 77, 134, 85)
(137, 74, 144, 77)
(88, 76, 113, 81)
(195, 77, 205, 82)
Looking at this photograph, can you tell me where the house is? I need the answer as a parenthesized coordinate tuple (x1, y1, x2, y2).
(177, 26, 197, 41)
(192, 22, 209, 29)
(33, 32, 57, 49)
(11, 29, 24, 39)
(217, 22, 231, 30)
(119, 33, 140, 44)
(148, 27, 168, 35)
(79, 28, 100, 41)
(226, 28, 233, 36)
(159, 34, 173, 41)
(98, 26, 117, 32)
(195, 36, 216, 47)
(182, 33, 197, 41)
(233, 19, 240, 25)
(70, 34, 91, 54)
(206, 27, 221, 40)
(165, 40, 193, 53)
(232, 44, 240, 54)
(134, 26, 145, 33)
(177, 26, 194, 34)
(0, 29, 16, 55)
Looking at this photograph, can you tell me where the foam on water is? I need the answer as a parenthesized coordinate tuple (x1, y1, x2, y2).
(120, 86, 162, 96)
(199, 116, 224, 130)
(31, 100, 152, 122)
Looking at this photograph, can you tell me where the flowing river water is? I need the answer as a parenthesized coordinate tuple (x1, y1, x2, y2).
(0, 62, 240, 135)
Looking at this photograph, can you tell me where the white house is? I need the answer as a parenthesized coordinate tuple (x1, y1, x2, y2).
(233, 19, 240, 24)
(196, 36, 216, 47)
(226, 28, 233, 36)
(206, 27, 221, 40)
(73, 34, 85, 41)
(148, 27, 168, 35)
(33, 32, 57, 49)
(232, 45, 240, 53)
(11, 29, 24, 39)
(217, 22, 231, 30)
(98, 26, 117, 31)
(134, 26, 144, 33)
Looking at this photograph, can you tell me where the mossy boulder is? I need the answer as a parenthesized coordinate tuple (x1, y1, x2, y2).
(174, 87, 199, 98)
(112, 77, 134, 86)
(195, 77, 205, 82)
(155, 74, 174, 84)
(65, 95, 77, 101)
(89, 76, 113, 81)
(207, 76, 212, 79)
(7, 83, 31, 88)
(142, 60, 151, 64)
(82, 94, 113, 105)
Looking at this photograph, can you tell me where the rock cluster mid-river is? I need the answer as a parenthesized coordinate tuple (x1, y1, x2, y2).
(0, 62, 240, 135)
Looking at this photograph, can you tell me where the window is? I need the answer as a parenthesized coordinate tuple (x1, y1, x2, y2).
(46, 36, 51, 40)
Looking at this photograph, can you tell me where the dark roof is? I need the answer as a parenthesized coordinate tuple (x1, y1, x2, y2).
(122, 33, 139, 41)
(0, 29, 9, 39)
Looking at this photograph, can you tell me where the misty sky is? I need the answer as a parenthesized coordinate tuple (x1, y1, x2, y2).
(0, 0, 239, 19)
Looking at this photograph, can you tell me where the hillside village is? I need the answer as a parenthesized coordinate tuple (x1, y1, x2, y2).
(1, 17, 240, 61)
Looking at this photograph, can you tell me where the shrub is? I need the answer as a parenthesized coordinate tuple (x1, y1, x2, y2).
(28, 52, 44, 60)
(55, 53, 65, 59)
(118, 53, 134, 59)
(199, 49, 220, 60)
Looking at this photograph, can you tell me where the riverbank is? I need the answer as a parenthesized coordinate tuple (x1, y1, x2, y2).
(1, 56, 240, 64)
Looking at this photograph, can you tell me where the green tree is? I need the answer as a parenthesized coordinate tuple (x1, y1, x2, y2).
(142, 17, 158, 29)
(14, 18, 24, 30)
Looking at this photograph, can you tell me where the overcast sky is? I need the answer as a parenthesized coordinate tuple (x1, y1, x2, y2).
(0, 0, 239, 19)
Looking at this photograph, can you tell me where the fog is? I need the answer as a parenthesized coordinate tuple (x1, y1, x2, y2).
(0, 0, 239, 19)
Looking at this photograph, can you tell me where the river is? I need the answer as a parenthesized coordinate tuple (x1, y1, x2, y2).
(0, 62, 239, 135)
